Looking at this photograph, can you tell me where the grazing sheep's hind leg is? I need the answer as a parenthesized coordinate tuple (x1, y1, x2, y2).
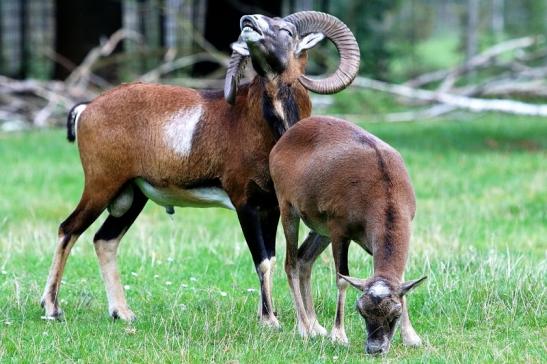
(330, 237, 350, 345)
(297, 231, 330, 336)
(41, 187, 115, 319)
(93, 186, 148, 321)
(281, 205, 314, 338)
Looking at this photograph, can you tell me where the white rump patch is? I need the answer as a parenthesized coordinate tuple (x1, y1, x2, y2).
(164, 106, 203, 156)
(73, 104, 87, 140)
(369, 281, 391, 298)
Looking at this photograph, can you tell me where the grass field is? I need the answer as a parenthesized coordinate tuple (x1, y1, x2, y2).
(0, 113, 545, 363)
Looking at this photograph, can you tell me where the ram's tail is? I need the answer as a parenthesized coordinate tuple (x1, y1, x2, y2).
(66, 102, 89, 142)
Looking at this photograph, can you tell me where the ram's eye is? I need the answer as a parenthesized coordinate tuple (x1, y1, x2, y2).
(280, 28, 293, 37)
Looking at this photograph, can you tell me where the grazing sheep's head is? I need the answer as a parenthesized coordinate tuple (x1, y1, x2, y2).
(340, 274, 426, 355)
(224, 11, 361, 104)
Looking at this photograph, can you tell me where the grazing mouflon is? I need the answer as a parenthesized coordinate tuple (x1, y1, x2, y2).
(270, 116, 426, 354)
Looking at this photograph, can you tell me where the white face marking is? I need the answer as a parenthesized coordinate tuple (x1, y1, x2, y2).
(135, 178, 235, 210)
(73, 104, 87, 140)
(369, 281, 391, 298)
(164, 106, 202, 157)
(252, 15, 269, 31)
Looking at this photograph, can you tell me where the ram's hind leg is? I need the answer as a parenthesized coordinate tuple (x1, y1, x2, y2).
(41, 184, 118, 319)
(94, 186, 147, 321)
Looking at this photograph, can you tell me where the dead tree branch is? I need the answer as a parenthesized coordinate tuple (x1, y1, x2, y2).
(354, 77, 547, 117)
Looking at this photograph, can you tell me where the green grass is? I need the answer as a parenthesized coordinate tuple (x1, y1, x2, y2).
(0, 114, 546, 363)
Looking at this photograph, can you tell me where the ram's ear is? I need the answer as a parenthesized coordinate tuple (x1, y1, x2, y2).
(296, 33, 325, 55)
(231, 41, 250, 56)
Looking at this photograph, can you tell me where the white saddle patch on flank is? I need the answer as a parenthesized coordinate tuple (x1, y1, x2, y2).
(73, 104, 87, 140)
(164, 106, 203, 156)
(369, 281, 391, 298)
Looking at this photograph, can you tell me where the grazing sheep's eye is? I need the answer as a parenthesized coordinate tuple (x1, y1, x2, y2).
(281, 28, 293, 37)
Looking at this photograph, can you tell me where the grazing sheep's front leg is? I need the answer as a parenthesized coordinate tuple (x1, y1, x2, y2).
(400, 293, 422, 346)
(331, 237, 351, 345)
(281, 205, 313, 337)
(297, 231, 330, 336)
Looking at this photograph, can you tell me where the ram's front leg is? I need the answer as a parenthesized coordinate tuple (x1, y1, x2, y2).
(236, 203, 280, 328)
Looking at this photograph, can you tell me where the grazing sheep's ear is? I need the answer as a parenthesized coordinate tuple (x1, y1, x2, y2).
(399, 276, 427, 296)
(231, 41, 250, 56)
(338, 273, 367, 291)
(296, 33, 325, 55)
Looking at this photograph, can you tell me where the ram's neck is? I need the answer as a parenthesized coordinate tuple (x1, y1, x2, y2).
(249, 77, 311, 140)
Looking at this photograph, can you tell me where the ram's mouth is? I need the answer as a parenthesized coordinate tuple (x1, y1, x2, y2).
(240, 18, 263, 36)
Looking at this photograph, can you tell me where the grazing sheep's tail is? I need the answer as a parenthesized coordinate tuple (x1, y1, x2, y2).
(66, 102, 89, 142)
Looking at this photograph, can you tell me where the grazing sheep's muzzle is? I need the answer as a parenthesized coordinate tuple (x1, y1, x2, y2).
(366, 339, 390, 355)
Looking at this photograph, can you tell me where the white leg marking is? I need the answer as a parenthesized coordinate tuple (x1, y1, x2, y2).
(401, 296, 422, 346)
(41, 235, 79, 318)
(164, 105, 203, 157)
(299, 262, 327, 337)
(94, 238, 135, 321)
(257, 258, 280, 328)
(331, 278, 349, 345)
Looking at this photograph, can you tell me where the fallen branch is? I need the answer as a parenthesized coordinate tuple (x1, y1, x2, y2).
(65, 29, 142, 94)
(354, 77, 547, 117)
(406, 36, 539, 88)
(139, 53, 225, 82)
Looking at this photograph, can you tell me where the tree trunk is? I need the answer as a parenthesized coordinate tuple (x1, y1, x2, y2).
(0, 0, 23, 77)
(466, 0, 479, 62)
(491, 0, 504, 41)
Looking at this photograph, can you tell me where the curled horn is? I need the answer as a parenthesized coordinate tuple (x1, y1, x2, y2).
(224, 41, 248, 105)
(284, 11, 360, 94)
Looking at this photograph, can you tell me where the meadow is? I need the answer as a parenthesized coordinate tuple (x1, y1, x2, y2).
(0, 112, 545, 363)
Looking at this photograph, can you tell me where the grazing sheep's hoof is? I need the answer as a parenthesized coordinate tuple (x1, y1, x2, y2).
(110, 307, 136, 322)
(402, 332, 422, 347)
(310, 321, 328, 337)
(330, 327, 349, 346)
(259, 315, 281, 329)
(40, 298, 64, 321)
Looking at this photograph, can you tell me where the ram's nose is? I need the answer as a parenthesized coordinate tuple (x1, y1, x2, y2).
(240, 15, 265, 34)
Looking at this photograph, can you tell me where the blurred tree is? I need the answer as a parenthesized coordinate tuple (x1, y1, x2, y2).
(466, 0, 479, 61)
(330, 0, 402, 79)
(491, 0, 504, 41)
